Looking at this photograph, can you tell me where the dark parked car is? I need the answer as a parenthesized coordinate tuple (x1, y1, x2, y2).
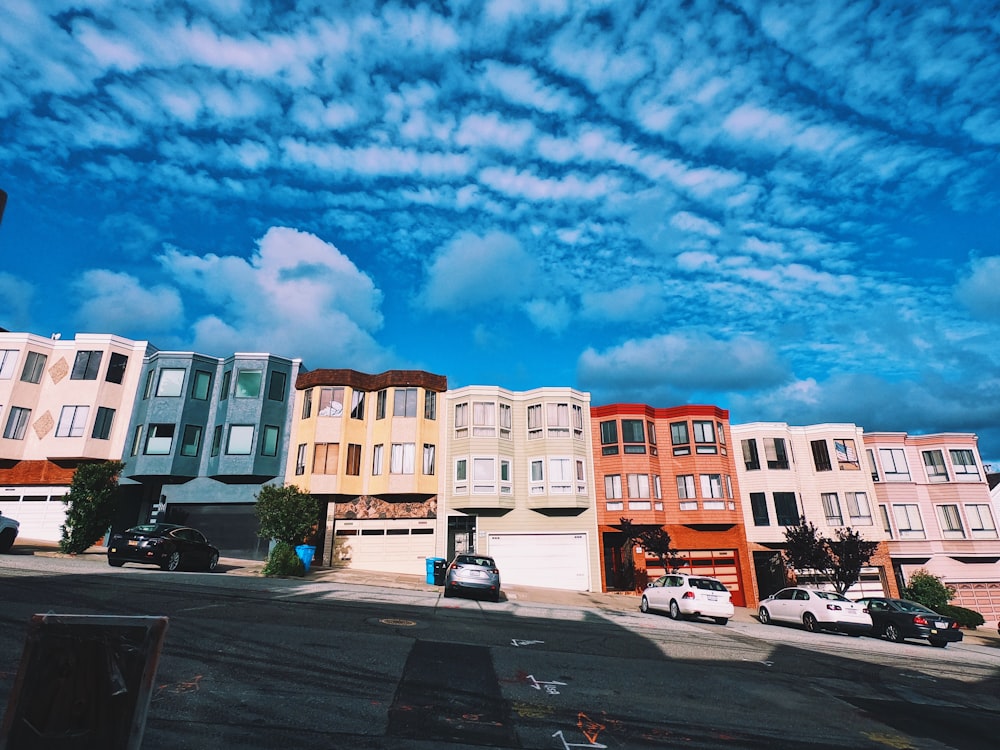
(443, 554, 501, 601)
(855, 597, 963, 647)
(107, 523, 219, 572)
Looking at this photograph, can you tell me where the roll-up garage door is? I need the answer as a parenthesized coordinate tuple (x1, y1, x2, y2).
(486, 533, 590, 591)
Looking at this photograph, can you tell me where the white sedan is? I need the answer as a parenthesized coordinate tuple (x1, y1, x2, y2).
(640, 573, 735, 625)
(758, 587, 872, 635)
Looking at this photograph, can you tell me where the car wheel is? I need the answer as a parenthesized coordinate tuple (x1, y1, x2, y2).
(207, 552, 219, 572)
(668, 600, 681, 620)
(108, 558, 125, 567)
(491, 591, 501, 603)
(0, 529, 15, 553)
(929, 639, 948, 648)
(443, 586, 454, 598)
(803, 612, 819, 633)
(758, 607, 771, 625)
(884, 623, 903, 642)
(163, 551, 182, 571)
(640, 596, 650, 613)
(714, 617, 729, 626)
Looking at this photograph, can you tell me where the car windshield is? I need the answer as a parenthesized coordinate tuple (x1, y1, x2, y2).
(690, 578, 727, 592)
(127, 524, 165, 534)
(894, 600, 936, 614)
(814, 591, 851, 601)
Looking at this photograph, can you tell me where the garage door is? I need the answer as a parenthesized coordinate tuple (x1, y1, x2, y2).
(335, 521, 436, 575)
(486, 533, 590, 591)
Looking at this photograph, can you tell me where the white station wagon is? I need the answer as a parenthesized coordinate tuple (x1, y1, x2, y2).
(641, 573, 735, 625)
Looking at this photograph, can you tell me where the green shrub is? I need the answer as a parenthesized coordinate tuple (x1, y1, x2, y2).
(901, 569, 954, 610)
(262, 541, 306, 577)
(934, 604, 985, 629)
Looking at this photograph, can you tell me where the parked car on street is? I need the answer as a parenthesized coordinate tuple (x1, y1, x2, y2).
(758, 587, 872, 635)
(0, 511, 18, 553)
(443, 554, 501, 601)
(640, 573, 734, 625)
(854, 597, 963, 648)
(107, 523, 219, 571)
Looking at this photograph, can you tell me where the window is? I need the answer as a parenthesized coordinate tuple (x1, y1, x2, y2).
(834, 439, 860, 470)
(547, 403, 570, 436)
(573, 404, 584, 437)
(454, 402, 468, 437)
(424, 390, 437, 420)
(530, 459, 544, 492)
(155, 368, 185, 397)
(923, 450, 949, 483)
(600, 420, 619, 455)
(937, 504, 965, 537)
(499, 403, 512, 438)
(376, 389, 387, 419)
(145, 424, 175, 455)
(473, 401, 496, 436)
(142, 369, 154, 399)
(622, 419, 645, 454)
(71, 350, 102, 380)
(846, 492, 872, 524)
(648, 422, 657, 451)
(422, 444, 435, 475)
(821, 493, 843, 525)
(892, 504, 925, 538)
(394, 388, 417, 417)
(605, 474, 623, 499)
(313, 443, 339, 474)
(219, 370, 231, 400)
(550, 458, 573, 493)
(501, 459, 512, 492)
(699, 474, 723, 499)
(653, 475, 661, 498)
(298, 389, 312, 419)
(4, 407, 31, 440)
(106, 352, 128, 384)
(455, 458, 467, 482)
(226, 425, 255, 455)
(390, 443, 415, 474)
(266, 371, 286, 402)
(295, 444, 306, 475)
(372, 444, 384, 475)
(132, 425, 144, 456)
(346, 443, 362, 475)
(676, 474, 696, 499)
(879, 448, 910, 481)
(626, 473, 650, 499)
(191, 370, 212, 400)
(210, 425, 222, 457)
(318, 387, 344, 416)
(811, 440, 831, 471)
(350, 391, 365, 420)
(180, 425, 202, 457)
(92, 407, 115, 440)
(764, 437, 789, 469)
(867, 448, 880, 481)
(473, 457, 495, 492)
(20, 351, 46, 384)
(742, 439, 760, 470)
(750, 492, 770, 526)
(966, 504, 997, 537)
(527, 404, 543, 438)
(879, 505, 892, 538)
(0, 350, 18, 379)
(693, 421, 715, 455)
(235, 370, 262, 398)
(773, 492, 799, 525)
(671, 422, 690, 456)
(261, 425, 279, 457)
(950, 449, 979, 479)
(56, 405, 89, 437)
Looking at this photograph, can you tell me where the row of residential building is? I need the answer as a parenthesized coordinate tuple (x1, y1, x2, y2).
(2, 330, 998, 621)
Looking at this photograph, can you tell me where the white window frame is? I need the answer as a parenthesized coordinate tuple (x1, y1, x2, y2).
(821, 493, 843, 525)
(372, 444, 384, 475)
(472, 456, 495, 493)
(879, 448, 910, 481)
(546, 402, 570, 437)
(500, 459, 512, 494)
(572, 404, 584, 437)
(422, 444, 436, 476)
(950, 449, 980, 481)
(549, 457, 573, 494)
(390, 442, 415, 474)
(846, 492, 872, 525)
(923, 449, 949, 483)
(473, 401, 496, 437)
(699, 473, 723, 499)
(527, 404, 543, 439)
(454, 402, 468, 437)
(499, 403, 512, 439)
(530, 458, 545, 493)
(605, 474, 622, 499)
(965, 504, 998, 538)
(627, 473, 650, 499)
(892, 503, 925, 538)
(936, 504, 965, 538)
(676, 474, 696, 499)
(0, 350, 18, 379)
(56, 405, 89, 438)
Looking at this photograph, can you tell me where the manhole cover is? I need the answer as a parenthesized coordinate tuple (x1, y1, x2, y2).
(379, 618, 417, 627)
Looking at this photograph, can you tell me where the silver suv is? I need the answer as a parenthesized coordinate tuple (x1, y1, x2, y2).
(443, 554, 501, 602)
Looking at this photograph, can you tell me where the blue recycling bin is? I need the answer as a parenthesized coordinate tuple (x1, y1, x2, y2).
(426, 557, 445, 584)
(295, 544, 316, 572)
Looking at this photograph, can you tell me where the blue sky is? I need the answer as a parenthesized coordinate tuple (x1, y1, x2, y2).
(2, 1, 1000, 463)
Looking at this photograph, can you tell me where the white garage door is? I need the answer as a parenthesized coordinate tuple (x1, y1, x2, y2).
(336, 521, 436, 575)
(487, 533, 590, 591)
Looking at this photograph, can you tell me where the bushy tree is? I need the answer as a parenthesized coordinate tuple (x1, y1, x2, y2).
(902, 569, 955, 610)
(255, 484, 319, 545)
(60, 461, 125, 554)
(636, 526, 682, 573)
(261, 541, 306, 577)
(781, 517, 879, 594)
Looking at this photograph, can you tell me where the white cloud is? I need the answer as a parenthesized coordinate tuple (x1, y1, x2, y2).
(72, 270, 184, 332)
(956, 255, 1000, 319)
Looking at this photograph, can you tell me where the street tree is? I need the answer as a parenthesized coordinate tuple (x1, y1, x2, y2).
(255, 484, 319, 577)
(902, 569, 955, 609)
(636, 526, 682, 573)
(59, 460, 125, 554)
(781, 517, 879, 594)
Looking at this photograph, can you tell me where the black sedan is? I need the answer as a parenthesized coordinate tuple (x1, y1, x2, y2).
(855, 597, 963, 647)
(107, 523, 220, 572)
